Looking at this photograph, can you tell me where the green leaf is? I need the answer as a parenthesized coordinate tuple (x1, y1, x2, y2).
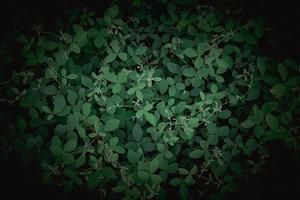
(167, 62, 179, 74)
(67, 73, 78, 79)
(157, 80, 168, 95)
(82, 103, 91, 117)
(53, 94, 66, 114)
(87, 172, 100, 189)
(50, 145, 63, 157)
(118, 52, 128, 61)
(112, 83, 122, 94)
(183, 48, 197, 58)
(207, 135, 218, 145)
(174, 102, 186, 114)
(138, 170, 150, 180)
(182, 68, 195, 77)
(149, 158, 159, 173)
(109, 5, 119, 18)
(42, 106, 52, 114)
(127, 150, 139, 164)
(216, 58, 230, 69)
(104, 119, 120, 132)
(94, 36, 106, 48)
(189, 149, 204, 159)
(64, 139, 77, 152)
(271, 84, 286, 98)
(44, 85, 57, 95)
(194, 56, 204, 68)
(151, 174, 162, 184)
(170, 178, 182, 186)
(105, 53, 117, 63)
(241, 119, 255, 129)
(265, 114, 279, 130)
(180, 183, 189, 200)
(135, 46, 147, 56)
(144, 112, 156, 126)
(112, 186, 126, 193)
(111, 40, 120, 53)
(278, 63, 288, 81)
(67, 90, 77, 105)
(218, 110, 231, 119)
(44, 41, 57, 51)
(257, 57, 268, 76)
(132, 123, 143, 142)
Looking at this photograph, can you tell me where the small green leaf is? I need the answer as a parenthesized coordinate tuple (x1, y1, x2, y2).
(82, 103, 91, 117)
(241, 119, 255, 129)
(216, 58, 230, 69)
(64, 139, 77, 152)
(132, 123, 143, 142)
(265, 114, 279, 130)
(189, 149, 204, 159)
(127, 150, 139, 164)
(44, 85, 57, 95)
(105, 53, 117, 63)
(118, 52, 128, 61)
(67, 90, 77, 105)
(67, 74, 78, 79)
(94, 36, 106, 48)
(149, 158, 159, 173)
(53, 94, 66, 114)
(207, 135, 218, 145)
(170, 178, 182, 186)
(180, 183, 189, 200)
(144, 112, 156, 126)
(167, 62, 179, 74)
(138, 170, 150, 180)
(183, 48, 197, 58)
(135, 46, 147, 56)
(278, 63, 288, 81)
(50, 145, 63, 157)
(183, 68, 195, 77)
(174, 102, 186, 114)
(104, 119, 120, 132)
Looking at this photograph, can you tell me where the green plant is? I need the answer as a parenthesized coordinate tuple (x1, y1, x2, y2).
(0, 1, 299, 199)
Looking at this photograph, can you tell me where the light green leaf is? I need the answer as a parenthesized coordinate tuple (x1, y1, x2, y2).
(189, 149, 204, 159)
(67, 90, 77, 105)
(149, 158, 159, 173)
(118, 52, 128, 61)
(44, 85, 57, 95)
(64, 139, 77, 152)
(135, 46, 147, 56)
(278, 63, 288, 81)
(127, 150, 139, 164)
(241, 119, 255, 129)
(167, 62, 179, 74)
(216, 58, 230, 69)
(265, 114, 279, 130)
(132, 123, 143, 142)
(144, 112, 156, 126)
(183, 68, 196, 77)
(104, 119, 120, 132)
(82, 103, 91, 117)
(183, 48, 197, 58)
(53, 94, 66, 114)
(175, 102, 186, 114)
(207, 135, 218, 145)
(105, 53, 117, 63)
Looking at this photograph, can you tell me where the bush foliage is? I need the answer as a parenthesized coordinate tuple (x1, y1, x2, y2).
(0, 1, 299, 199)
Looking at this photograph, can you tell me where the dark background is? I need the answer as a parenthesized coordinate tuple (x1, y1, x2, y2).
(0, 0, 300, 199)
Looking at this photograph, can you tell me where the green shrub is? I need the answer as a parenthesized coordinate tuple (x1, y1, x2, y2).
(0, 1, 299, 199)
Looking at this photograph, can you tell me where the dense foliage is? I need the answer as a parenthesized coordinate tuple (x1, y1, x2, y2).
(0, 1, 299, 199)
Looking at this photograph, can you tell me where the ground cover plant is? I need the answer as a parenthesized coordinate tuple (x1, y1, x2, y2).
(0, 0, 299, 199)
